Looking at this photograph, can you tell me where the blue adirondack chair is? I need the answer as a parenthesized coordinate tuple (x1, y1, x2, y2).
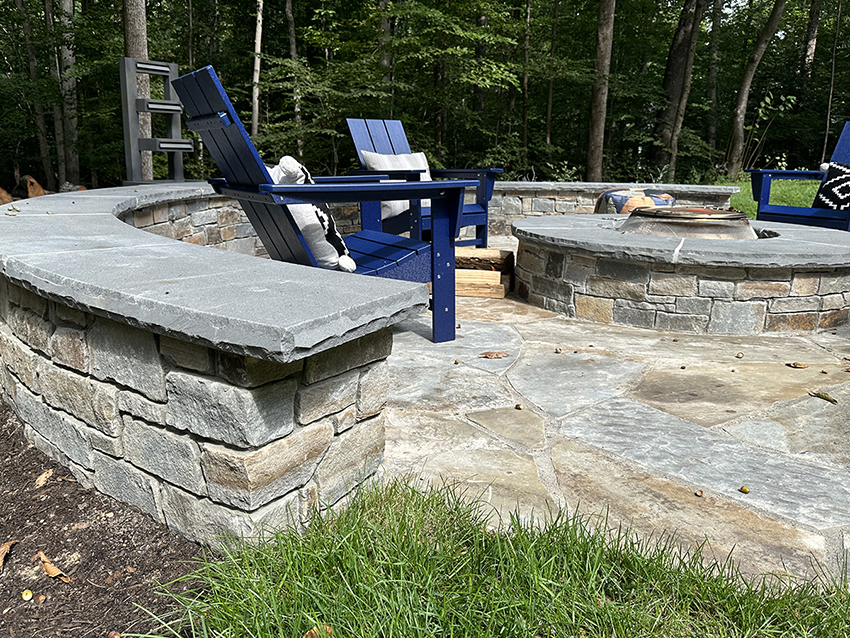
(347, 118, 502, 248)
(748, 122, 850, 230)
(172, 66, 477, 343)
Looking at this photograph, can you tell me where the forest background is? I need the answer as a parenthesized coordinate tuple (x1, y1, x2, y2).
(1, 0, 847, 193)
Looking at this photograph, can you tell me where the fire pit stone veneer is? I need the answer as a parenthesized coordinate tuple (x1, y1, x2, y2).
(513, 215, 850, 335)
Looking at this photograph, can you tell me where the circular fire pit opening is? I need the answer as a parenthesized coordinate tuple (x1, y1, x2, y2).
(512, 215, 850, 335)
(621, 206, 757, 240)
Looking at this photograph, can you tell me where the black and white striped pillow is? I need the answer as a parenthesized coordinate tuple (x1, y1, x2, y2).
(813, 162, 850, 210)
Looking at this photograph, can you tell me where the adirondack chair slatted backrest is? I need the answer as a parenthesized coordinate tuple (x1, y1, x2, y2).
(172, 66, 315, 267)
(829, 122, 850, 165)
(349, 119, 412, 165)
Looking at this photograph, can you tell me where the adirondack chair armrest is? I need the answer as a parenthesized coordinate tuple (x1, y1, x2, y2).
(430, 168, 503, 202)
(746, 169, 825, 208)
(258, 180, 478, 203)
(313, 175, 390, 183)
(348, 169, 427, 180)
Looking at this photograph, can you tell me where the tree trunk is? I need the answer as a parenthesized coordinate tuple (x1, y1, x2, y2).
(521, 0, 531, 155)
(123, 0, 152, 180)
(251, 0, 263, 137)
(545, 1, 561, 147)
(44, 0, 67, 187)
(59, 0, 79, 184)
(649, 0, 707, 178)
(726, 0, 787, 178)
(586, 0, 616, 181)
(15, 0, 56, 191)
(707, 0, 722, 150)
(803, 0, 822, 77)
(285, 0, 303, 157)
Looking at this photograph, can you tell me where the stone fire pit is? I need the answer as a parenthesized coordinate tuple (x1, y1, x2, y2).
(513, 215, 850, 335)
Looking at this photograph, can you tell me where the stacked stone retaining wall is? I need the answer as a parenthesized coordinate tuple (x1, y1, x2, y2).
(0, 278, 390, 546)
(0, 183, 427, 547)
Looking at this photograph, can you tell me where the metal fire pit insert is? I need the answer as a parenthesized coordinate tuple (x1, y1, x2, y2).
(620, 206, 757, 240)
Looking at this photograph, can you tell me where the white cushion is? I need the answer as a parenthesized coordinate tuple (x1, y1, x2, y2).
(361, 150, 432, 220)
(270, 156, 355, 272)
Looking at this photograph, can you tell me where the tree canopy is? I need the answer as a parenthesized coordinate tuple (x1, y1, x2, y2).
(1, 0, 847, 190)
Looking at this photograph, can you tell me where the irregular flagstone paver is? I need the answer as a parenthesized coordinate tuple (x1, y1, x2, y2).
(507, 344, 645, 418)
(630, 361, 848, 427)
(383, 410, 509, 473)
(393, 316, 523, 374)
(455, 296, 560, 324)
(550, 438, 828, 578)
(725, 383, 850, 469)
(386, 357, 515, 412)
(805, 325, 850, 359)
(516, 316, 839, 364)
(557, 397, 850, 530)
(467, 406, 546, 450)
(421, 448, 557, 526)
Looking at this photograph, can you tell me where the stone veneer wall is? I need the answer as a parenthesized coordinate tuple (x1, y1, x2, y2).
(121, 197, 268, 257)
(0, 275, 391, 548)
(515, 238, 850, 334)
(249, 182, 739, 240)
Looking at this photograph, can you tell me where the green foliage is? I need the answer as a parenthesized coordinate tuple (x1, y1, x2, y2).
(141, 480, 850, 638)
(3, 0, 850, 189)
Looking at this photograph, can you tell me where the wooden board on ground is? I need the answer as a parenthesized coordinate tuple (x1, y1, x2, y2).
(455, 247, 514, 272)
(455, 270, 510, 298)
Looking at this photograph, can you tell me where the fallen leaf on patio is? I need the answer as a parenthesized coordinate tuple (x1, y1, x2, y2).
(809, 391, 838, 404)
(739, 486, 750, 494)
(34, 469, 53, 488)
(479, 351, 509, 359)
(554, 347, 563, 354)
(4, 211, 16, 216)
(0, 540, 19, 573)
(786, 362, 808, 368)
(302, 625, 334, 638)
(35, 551, 70, 583)
(694, 490, 703, 497)
(515, 404, 523, 410)
(735, 352, 744, 359)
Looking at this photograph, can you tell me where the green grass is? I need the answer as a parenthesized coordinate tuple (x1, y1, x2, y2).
(722, 178, 821, 219)
(139, 481, 850, 638)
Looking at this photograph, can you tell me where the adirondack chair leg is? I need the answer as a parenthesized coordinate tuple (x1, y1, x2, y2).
(429, 191, 462, 343)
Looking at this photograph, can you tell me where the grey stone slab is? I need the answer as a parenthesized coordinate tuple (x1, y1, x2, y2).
(630, 361, 849, 427)
(512, 215, 850, 269)
(725, 382, 850, 469)
(386, 351, 515, 412)
(467, 406, 546, 450)
(515, 316, 835, 365)
(507, 344, 645, 418)
(556, 397, 850, 530)
(550, 438, 829, 579)
(393, 315, 523, 374)
(0, 186, 427, 364)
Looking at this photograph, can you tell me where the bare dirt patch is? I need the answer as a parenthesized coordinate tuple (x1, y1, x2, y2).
(0, 401, 204, 637)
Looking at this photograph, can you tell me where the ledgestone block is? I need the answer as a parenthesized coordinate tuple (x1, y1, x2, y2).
(314, 415, 385, 507)
(166, 371, 297, 448)
(201, 419, 333, 511)
(122, 416, 206, 495)
(295, 369, 358, 426)
(91, 450, 163, 522)
(302, 328, 393, 385)
(90, 317, 166, 402)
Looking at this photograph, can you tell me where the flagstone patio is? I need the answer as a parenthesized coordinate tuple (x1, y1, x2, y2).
(382, 260, 850, 580)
